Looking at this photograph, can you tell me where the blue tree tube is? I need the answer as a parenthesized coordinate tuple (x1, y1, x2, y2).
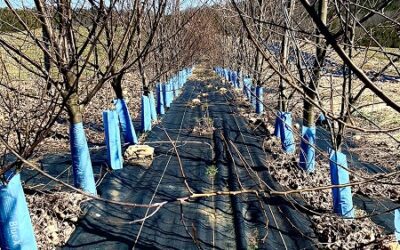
(103, 110, 123, 170)
(167, 83, 173, 107)
(70, 122, 97, 194)
(157, 83, 165, 115)
(251, 86, 257, 109)
(141, 95, 152, 132)
(149, 91, 158, 121)
(299, 125, 316, 172)
(273, 111, 282, 138)
(0, 173, 37, 250)
(243, 78, 252, 100)
(171, 79, 177, 98)
(280, 112, 295, 153)
(114, 99, 138, 145)
(162, 84, 169, 108)
(256, 87, 264, 114)
(329, 149, 354, 218)
(395, 209, 400, 241)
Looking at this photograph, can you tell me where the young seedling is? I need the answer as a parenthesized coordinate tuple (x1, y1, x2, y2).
(206, 164, 218, 179)
(248, 229, 259, 250)
(192, 116, 215, 136)
(201, 102, 209, 112)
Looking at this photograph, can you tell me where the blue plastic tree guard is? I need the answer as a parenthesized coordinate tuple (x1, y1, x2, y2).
(162, 84, 169, 109)
(167, 83, 173, 107)
(176, 75, 182, 96)
(329, 149, 354, 218)
(103, 110, 123, 170)
(280, 112, 295, 153)
(242, 79, 247, 97)
(243, 78, 252, 100)
(171, 78, 177, 98)
(181, 71, 186, 85)
(217, 67, 222, 76)
(157, 83, 165, 115)
(251, 86, 257, 109)
(317, 113, 326, 123)
(395, 209, 400, 241)
(299, 125, 316, 172)
(231, 72, 237, 87)
(255, 86, 264, 114)
(273, 111, 282, 138)
(0, 173, 37, 250)
(148, 91, 158, 122)
(114, 99, 138, 145)
(70, 122, 97, 194)
(141, 95, 152, 132)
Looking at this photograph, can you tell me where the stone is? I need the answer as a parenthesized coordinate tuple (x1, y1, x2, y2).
(191, 98, 201, 105)
(219, 87, 227, 94)
(124, 145, 154, 160)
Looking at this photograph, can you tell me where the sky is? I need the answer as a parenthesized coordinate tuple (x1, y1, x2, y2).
(0, 0, 208, 10)
(0, 0, 33, 8)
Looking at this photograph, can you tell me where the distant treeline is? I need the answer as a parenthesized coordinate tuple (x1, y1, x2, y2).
(358, 1, 400, 48)
(359, 26, 400, 48)
(0, 6, 399, 48)
(0, 7, 96, 32)
(0, 8, 40, 32)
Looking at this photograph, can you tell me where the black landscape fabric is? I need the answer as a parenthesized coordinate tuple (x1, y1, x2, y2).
(64, 78, 318, 249)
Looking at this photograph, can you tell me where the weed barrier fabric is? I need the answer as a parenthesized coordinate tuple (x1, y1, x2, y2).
(299, 125, 316, 172)
(65, 78, 316, 250)
(114, 99, 138, 145)
(329, 149, 354, 218)
(352, 195, 397, 235)
(70, 122, 97, 195)
(208, 81, 315, 249)
(103, 110, 123, 170)
(0, 173, 37, 250)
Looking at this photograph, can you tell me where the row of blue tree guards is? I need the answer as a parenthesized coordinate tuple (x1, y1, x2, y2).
(215, 67, 353, 217)
(214, 67, 400, 240)
(214, 67, 264, 115)
(0, 67, 192, 250)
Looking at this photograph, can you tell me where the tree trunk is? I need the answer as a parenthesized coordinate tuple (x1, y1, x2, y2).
(111, 73, 124, 100)
(279, 0, 295, 112)
(65, 71, 82, 124)
(64, 72, 97, 194)
(302, 0, 328, 127)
